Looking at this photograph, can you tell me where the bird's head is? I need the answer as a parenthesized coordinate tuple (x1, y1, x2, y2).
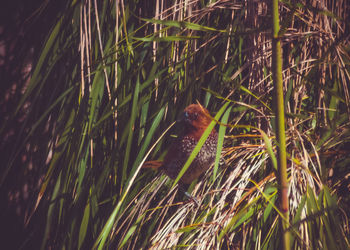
(179, 104, 213, 132)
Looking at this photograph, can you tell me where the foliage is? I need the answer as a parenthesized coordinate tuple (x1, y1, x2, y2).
(1, 0, 350, 249)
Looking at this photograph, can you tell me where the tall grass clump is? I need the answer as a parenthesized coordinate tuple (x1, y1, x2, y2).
(1, 0, 349, 249)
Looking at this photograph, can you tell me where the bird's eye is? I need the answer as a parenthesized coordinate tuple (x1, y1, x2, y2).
(193, 112, 198, 120)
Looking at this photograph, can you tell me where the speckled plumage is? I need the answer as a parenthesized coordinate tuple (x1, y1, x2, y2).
(162, 104, 218, 184)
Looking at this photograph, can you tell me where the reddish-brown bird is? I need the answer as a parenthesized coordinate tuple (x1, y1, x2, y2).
(143, 104, 218, 185)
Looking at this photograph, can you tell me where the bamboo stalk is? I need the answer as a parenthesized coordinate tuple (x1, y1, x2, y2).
(271, 0, 290, 249)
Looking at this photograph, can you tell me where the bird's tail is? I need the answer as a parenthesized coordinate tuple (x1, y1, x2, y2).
(141, 160, 163, 169)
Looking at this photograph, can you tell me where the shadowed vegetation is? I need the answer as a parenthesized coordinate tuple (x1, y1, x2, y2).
(1, 0, 349, 249)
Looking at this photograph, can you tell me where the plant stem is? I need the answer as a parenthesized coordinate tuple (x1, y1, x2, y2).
(271, 0, 290, 249)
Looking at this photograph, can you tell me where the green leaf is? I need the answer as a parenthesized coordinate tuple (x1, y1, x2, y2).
(78, 202, 90, 250)
(122, 77, 140, 184)
(41, 172, 62, 250)
(259, 129, 277, 170)
(15, 16, 64, 115)
(213, 105, 231, 180)
(263, 190, 277, 223)
(141, 18, 226, 32)
(118, 214, 146, 249)
(88, 71, 105, 133)
(218, 196, 259, 241)
(131, 35, 200, 42)
(129, 107, 165, 178)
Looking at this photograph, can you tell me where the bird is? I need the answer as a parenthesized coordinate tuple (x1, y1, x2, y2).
(143, 104, 218, 186)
